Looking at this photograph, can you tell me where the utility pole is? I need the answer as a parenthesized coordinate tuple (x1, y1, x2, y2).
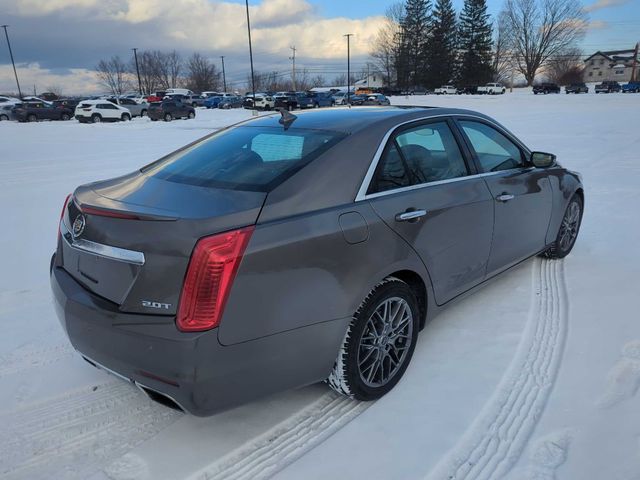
(132, 48, 142, 95)
(344, 34, 353, 104)
(245, 0, 257, 114)
(289, 46, 297, 91)
(1, 25, 23, 99)
(220, 56, 227, 92)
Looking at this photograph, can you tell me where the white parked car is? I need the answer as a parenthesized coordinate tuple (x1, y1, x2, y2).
(245, 93, 275, 110)
(332, 92, 349, 105)
(74, 100, 133, 123)
(0, 95, 21, 106)
(435, 85, 457, 94)
(477, 83, 506, 95)
(164, 88, 194, 96)
(22, 96, 52, 104)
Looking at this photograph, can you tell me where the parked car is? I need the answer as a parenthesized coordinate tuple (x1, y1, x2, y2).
(107, 97, 149, 117)
(52, 99, 81, 111)
(243, 94, 275, 110)
(74, 100, 133, 123)
(201, 91, 221, 98)
(0, 103, 18, 121)
(622, 81, 640, 93)
(305, 91, 335, 108)
(51, 107, 584, 416)
(204, 93, 235, 109)
(595, 81, 621, 93)
(188, 95, 208, 107)
(294, 92, 316, 109)
(21, 96, 52, 104)
(458, 86, 479, 95)
(146, 94, 164, 103)
(477, 83, 506, 95)
(349, 94, 370, 105)
(13, 101, 73, 122)
(364, 93, 391, 105)
(165, 88, 194, 96)
(565, 83, 588, 94)
(218, 96, 244, 109)
(435, 85, 457, 94)
(273, 92, 299, 111)
(331, 92, 348, 105)
(148, 100, 196, 121)
(0, 95, 21, 105)
(533, 83, 560, 94)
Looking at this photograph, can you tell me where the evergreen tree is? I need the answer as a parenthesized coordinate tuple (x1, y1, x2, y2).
(457, 0, 493, 86)
(424, 0, 457, 88)
(397, 0, 432, 88)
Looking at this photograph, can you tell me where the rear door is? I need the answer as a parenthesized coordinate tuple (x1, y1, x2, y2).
(364, 119, 494, 305)
(455, 118, 552, 275)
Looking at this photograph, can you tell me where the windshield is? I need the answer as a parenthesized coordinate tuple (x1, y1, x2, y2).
(143, 126, 347, 192)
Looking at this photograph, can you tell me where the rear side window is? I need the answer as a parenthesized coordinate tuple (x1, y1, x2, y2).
(459, 120, 525, 172)
(143, 126, 346, 192)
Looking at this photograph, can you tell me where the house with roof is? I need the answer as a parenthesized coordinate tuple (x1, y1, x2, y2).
(583, 47, 639, 82)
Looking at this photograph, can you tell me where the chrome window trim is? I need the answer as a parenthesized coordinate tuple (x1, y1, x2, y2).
(354, 113, 532, 202)
(60, 220, 145, 266)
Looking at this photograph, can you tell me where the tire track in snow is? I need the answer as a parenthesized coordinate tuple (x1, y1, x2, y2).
(425, 258, 569, 480)
(0, 342, 74, 378)
(190, 392, 371, 480)
(0, 381, 181, 480)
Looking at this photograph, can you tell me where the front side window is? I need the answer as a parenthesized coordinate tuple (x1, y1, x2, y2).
(459, 120, 525, 172)
(143, 126, 346, 192)
(368, 121, 468, 194)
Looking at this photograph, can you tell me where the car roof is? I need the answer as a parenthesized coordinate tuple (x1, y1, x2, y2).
(235, 106, 490, 134)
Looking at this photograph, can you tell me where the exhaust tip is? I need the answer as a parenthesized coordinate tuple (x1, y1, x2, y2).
(136, 383, 185, 413)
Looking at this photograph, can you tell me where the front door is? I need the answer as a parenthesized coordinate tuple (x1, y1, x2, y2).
(456, 119, 553, 275)
(365, 119, 495, 305)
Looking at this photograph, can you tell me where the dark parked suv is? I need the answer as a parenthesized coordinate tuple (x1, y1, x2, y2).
(565, 83, 588, 94)
(148, 100, 195, 121)
(13, 101, 73, 122)
(533, 83, 560, 94)
(595, 81, 621, 93)
(273, 92, 299, 111)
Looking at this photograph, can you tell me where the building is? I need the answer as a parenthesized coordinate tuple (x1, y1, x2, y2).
(583, 46, 639, 82)
(354, 73, 385, 89)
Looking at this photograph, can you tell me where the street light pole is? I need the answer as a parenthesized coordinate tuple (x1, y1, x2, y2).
(289, 45, 296, 91)
(1, 25, 23, 99)
(220, 56, 227, 92)
(245, 0, 256, 112)
(344, 34, 353, 104)
(132, 47, 142, 95)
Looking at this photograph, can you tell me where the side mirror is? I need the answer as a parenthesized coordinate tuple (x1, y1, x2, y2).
(531, 151, 556, 168)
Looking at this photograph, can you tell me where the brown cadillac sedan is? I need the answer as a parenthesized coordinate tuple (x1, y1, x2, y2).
(51, 107, 583, 415)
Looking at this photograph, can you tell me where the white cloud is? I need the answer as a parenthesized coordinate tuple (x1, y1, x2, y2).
(3, 0, 385, 59)
(584, 0, 629, 13)
(0, 63, 102, 95)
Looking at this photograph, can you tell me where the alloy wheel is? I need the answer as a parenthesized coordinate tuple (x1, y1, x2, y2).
(558, 200, 581, 251)
(357, 297, 414, 388)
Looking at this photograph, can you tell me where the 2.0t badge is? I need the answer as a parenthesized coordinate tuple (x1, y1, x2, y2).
(72, 214, 85, 238)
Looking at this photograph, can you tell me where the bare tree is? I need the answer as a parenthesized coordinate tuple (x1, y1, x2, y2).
(46, 85, 64, 98)
(501, 0, 587, 85)
(493, 10, 515, 83)
(370, 2, 404, 87)
(546, 47, 584, 84)
(310, 75, 326, 87)
(184, 53, 220, 92)
(96, 56, 131, 95)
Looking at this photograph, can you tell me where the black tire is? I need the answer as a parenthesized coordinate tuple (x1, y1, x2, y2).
(544, 194, 583, 259)
(150, 118, 158, 122)
(327, 277, 420, 401)
(27, 114, 37, 122)
(0, 114, 8, 121)
(91, 114, 101, 123)
(188, 111, 195, 119)
(121, 113, 131, 121)
(141, 109, 148, 117)
(164, 113, 172, 122)
(61, 113, 71, 121)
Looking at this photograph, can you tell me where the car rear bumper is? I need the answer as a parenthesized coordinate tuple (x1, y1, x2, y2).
(50, 254, 348, 416)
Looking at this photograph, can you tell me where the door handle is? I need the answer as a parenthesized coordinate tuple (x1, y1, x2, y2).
(395, 209, 428, 222)
(496, 193, 515, 202)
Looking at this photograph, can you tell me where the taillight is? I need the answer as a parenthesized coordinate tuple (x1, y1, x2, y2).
(58, 193, 72, 240)
(176, 226, 254, 332)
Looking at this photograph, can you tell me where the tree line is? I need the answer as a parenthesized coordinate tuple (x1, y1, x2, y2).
(370, 0, 587, 89)
(96, 51, 222, 95)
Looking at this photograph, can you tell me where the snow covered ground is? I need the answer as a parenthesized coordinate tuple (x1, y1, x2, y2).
(1, 90, 639, 480)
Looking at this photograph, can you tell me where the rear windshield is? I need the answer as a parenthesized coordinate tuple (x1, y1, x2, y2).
(142, 126, 347, 192)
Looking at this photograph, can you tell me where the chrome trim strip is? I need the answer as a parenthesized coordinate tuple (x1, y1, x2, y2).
(60, 220, 145, 265)
(354, 113, 532, 202)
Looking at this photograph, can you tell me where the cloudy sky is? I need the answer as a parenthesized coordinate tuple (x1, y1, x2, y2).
(0, 0, 638, 94)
